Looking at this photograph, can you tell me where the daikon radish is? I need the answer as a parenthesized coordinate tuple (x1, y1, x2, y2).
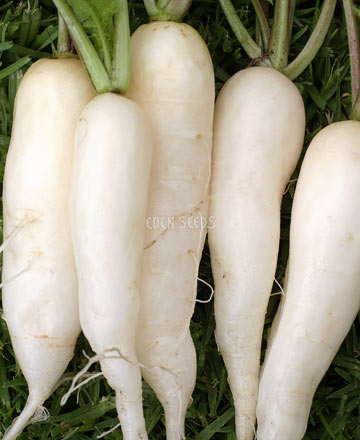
(53, 0, 154, 437)
(208, 66, 305, 439)
(257, 120, 360, 440)
(2, 57, 95, 440)
(70, 93, 153, 439)
(127, 14, 214, 440)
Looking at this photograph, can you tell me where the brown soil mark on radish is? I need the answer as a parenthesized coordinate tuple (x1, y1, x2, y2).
(144, 239, 156, 250)
(30, 334, 73, 347)
(353, 151, 360, 161)
(180, 27, 187, 37)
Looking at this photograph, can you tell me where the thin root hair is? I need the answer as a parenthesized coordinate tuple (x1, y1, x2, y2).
(196, 277, 214, 303)
(283, 178, 297, 196)
(61, 347, 144, 406)
(271, 277, 285, 297)
(60, 350, 105, 406)
(97, 422, 122, 439)
(0, 260, 33, 289)
(29, 406, 50, 423)
(0, 214, 34, 254)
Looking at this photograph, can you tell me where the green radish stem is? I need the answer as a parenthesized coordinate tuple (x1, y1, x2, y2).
(57, 13, 70, 55)
(252, 0, 270, 50)
(282, 0, 337, 80)
(143, 0, 192, 22)
(219, 0, 336, 77)
(343, 0, 360, 121)
(54, 0, 131, 94)
(78, 2, 113, 76)
(287, 0, 296, 55)
(269, 0, 290, 70)
(112, 0, 130, 93)
(52, 0, 112, 93)
(219, 0, 262, 60)
(55, 1, 113, 71)
(352, 89, 360, 122)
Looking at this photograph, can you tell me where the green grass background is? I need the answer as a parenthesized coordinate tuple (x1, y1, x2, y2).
(1, 0, 360, 439)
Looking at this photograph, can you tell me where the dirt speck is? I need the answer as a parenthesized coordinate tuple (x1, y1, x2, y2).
(144, 239, 157, 250)
(180, 27, 187, 37)
(353, 151, 360, 161)
(347, 233, 354, 242)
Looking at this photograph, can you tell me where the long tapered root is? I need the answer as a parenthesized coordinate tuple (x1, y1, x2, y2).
(225, 365, 258, 440)
(2, 395, 42, 440)
(142, 367, 187, 440)
(140, 335, 196, 440)
(115, 391, 148, 440)
(163, 401, 187, 440)
(235, 413, 256, 440)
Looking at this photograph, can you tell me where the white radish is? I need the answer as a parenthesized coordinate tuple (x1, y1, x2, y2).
(127, 21, 214, 440)
(2, 57, 95, 440)
(208, 66, 305, 439)
(70, 93, 153, 439)
(256, 120, 360, 440)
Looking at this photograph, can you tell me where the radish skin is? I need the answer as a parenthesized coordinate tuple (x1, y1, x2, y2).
(127, 21, 214, 440)
(260, 264, 289, 377)
(2, 58, 95, 440)
(208, 66, 305, 439)
(70, 93, 152, 440)
(257, 120, 360, 440)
